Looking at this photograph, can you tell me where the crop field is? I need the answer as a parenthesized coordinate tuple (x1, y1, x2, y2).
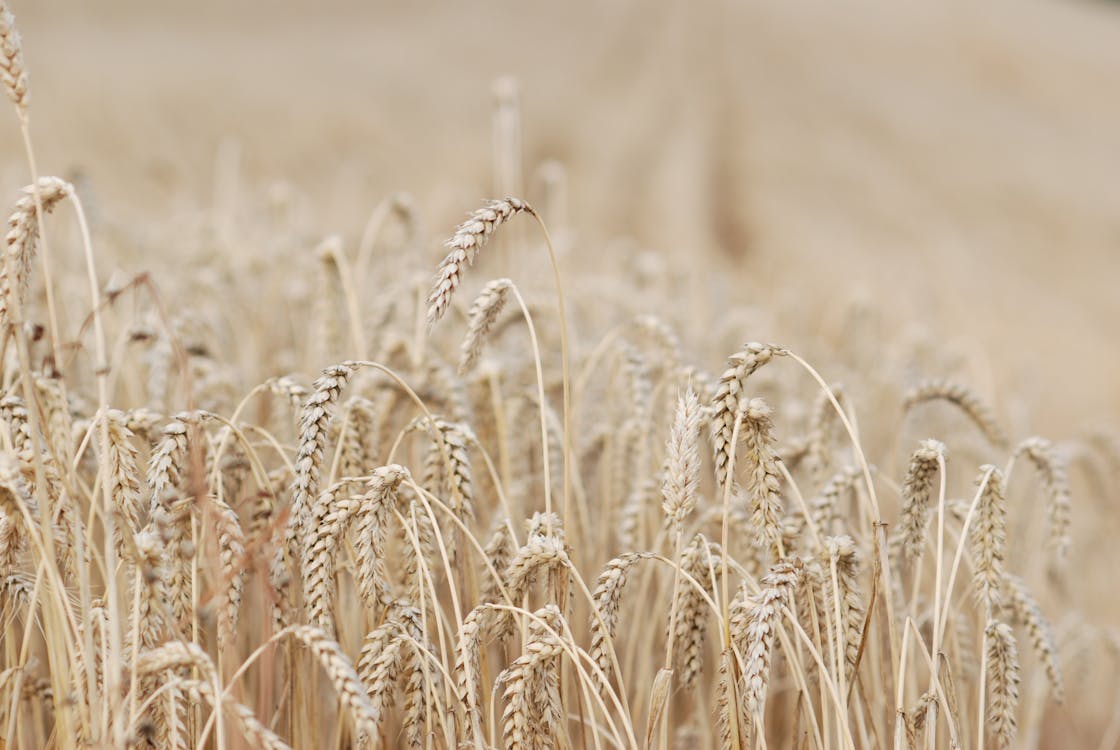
(1, 1, 1119, 748)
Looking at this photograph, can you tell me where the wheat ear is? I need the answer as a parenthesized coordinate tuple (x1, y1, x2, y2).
(983, 619, 1020, 750)
(459, 277, 513, 374)
(1014, 437, 1071, 569)
(1, 177, 70, 327)
(903, 379, 1009, 449)
(0, 2, 29, 116)
(427, 197, 532, 329)
(734, 558, 804, 729)
(661, 388, 702, 533)
(970, 465, 1007, 611)
(899, 439, 945, 562)
(1003, 573, 1063, 703)
(711, 343, 786, 490)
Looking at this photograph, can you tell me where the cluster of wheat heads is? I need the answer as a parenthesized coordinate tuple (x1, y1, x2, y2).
(3, 4, 1120, 750)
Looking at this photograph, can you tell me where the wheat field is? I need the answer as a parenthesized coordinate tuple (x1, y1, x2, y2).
(1, 1, 1119, 749)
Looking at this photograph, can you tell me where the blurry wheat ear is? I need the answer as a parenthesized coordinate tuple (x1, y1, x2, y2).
(1013, 437, 1071, 570)
(0, 2, 30, 118)
(903, 378, 1009, 450)
(458, 277, 513, 374)
(661, 388, 702, 533)
(426, 197, 532, 330)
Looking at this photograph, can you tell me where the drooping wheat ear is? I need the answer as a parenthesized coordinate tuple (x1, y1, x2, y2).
(632, 314, 684, 378)
(905, 689, 936, 749)
(970, 465, 1007, 611)
(455, 605, 489, 746)
(734, 558, 804, 728)
(1003, 572, 1063, 702)
(662, 388, 702, 533)
(480, 518, 515, 605)
(740, 398, 785, 559)
(1, 177, 70, 326)
(0, 453, 34, 566)
(209, 492, 245, 650)
(419, 416, 475, 523)
(289, 362, 358, 555)
(337, 396, 378, 480)
(395, 605, 441, 750)
(353, 464, 409, 611)
(285, 624, 379, 739)
(711, 343, 787, 489)
(1013, 437, 1072, 569)
(34, 375, 71, 466)
(356, 606, 421, 730)
(402, 500, 438, 606)
(105, 410, 144, 562)
(984, 619, 1020, 750)
(147, 412, 203, 633)
(903, 379, 1009, 450)
(822, 535, 865, 682)
(489, 534, 569, 641)
(303, 479, 364, 637)
(588, 552, 653, 693)
(808, 464, 860, 538)
(0, 2, 29, 115)
(500, 604, 566, 750)
(427, 197, 533, 329)
(805, 382, 846, 483)
(671, 535, 721, 690)
(716, 647, 740, 750)
(135, 639, 217, 680)
(899, 439, 945, 563)
(459, 277, 513, 374)
(130, 528, 168, 652)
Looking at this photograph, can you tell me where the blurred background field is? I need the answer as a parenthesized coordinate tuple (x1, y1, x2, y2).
(3, 0, 1118, 433)
(3, 0, 1120, 747)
